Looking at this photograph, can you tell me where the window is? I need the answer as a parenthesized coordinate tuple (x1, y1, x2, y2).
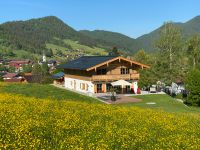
(106, 83, 112, 92)
(80, 83, 88, 91)
(82, 83, 85, 90)
(86, 84, 88, 91)
(80, 83, 85, 90)
(121, 68, 129, 74)
(97, 68, 107, 75)
(97, 84, 102, 93)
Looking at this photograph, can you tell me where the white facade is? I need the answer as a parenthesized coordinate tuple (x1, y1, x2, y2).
(64, 77, 94, 93)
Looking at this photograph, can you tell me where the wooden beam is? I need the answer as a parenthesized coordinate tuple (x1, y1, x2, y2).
(86, 56, 150, 71)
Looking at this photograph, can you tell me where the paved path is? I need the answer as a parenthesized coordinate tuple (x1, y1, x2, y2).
(97, 95, 142, 104)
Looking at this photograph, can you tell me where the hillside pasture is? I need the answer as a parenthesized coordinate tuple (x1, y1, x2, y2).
(0, 92, 200, 149)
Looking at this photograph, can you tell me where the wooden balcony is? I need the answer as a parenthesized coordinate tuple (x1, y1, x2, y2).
(92, 73, 139, 81)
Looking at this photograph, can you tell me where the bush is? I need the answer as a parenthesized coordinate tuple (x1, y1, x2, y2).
(41, 75, 53, 84)
(185, 69, 200, 106)
(175, 94, 182, 99)
(0, 76, 3, 82)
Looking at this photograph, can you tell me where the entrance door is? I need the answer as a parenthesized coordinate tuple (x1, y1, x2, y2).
(106, 83, 112, 92)
(97, 84, 102, 93)
(125, 85, 130, 93)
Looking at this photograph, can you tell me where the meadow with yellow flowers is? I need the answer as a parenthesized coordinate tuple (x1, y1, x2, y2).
(0, 83, 200, 149)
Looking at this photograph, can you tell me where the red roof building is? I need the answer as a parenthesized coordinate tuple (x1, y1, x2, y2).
(2, 73, 18, 79)
(9, 60, 31, 71)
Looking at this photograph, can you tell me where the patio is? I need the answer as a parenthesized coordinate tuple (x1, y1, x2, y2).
(96, 93, 142, 104)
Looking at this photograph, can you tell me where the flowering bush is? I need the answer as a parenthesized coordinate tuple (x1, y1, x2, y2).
(0, 92, 200, 149)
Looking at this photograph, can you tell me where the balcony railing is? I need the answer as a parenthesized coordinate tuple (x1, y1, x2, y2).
(92, 73, 139, 81)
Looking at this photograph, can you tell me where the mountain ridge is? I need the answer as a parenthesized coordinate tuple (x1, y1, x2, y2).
(1, 15, 200, 57)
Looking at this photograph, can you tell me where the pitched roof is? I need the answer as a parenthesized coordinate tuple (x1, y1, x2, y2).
(58, 56, 116, 70)
(58, 56, 150, 71)
(3, 73, 18, 78)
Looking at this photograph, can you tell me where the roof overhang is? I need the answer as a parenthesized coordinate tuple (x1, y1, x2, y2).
(86, 56, 150, 71)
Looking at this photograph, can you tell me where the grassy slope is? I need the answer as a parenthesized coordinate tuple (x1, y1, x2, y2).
(0, 39, 107, 60)
(0, 49, 40, 60)
(0, 83, 100, 104)
(1, 89, 200, 149)
(63, 39, 107, 55)
(127, 94, 200, 113)
(1, 83, 199, 114)
(46, 39, 107, 58)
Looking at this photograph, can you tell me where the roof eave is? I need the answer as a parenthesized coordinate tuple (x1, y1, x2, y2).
(86, 56, 150, 71)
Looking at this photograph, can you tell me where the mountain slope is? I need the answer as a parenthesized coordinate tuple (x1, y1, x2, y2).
(1, 15, 200, 57)
(80, 30, 139, 52)
(136, 15, 200, 51)
(0, 16, 97, 54)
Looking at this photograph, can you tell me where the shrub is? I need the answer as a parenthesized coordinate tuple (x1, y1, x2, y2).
(185, 68, 200, 106)
(175, 94, 182, 99)
(41, 75, 53, 84)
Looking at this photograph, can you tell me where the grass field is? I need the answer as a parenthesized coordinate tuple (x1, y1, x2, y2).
(127, 94, 200, 113)
(0, 83, 100, 103)
(0, 91, 200, 149)
(0, 83, 200, 149)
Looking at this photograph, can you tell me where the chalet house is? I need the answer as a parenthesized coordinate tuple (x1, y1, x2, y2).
(58, 56, 149, 94)
(2, 73, 26, 83)
(9, 60, 31, 72)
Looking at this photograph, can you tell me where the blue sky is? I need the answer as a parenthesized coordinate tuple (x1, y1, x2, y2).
(0, 0, 200, 38)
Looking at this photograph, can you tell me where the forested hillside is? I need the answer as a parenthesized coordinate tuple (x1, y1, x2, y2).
(82, 15, 200, 52)
(1, 15, 200, 58)
(136, 15, 200, 51)
(80, 30, 139, 52)
(0, 16, 98, 54)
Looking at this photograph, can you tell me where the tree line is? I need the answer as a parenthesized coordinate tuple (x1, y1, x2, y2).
(133, 22, 200, 106)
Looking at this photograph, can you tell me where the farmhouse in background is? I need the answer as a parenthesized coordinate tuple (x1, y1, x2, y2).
(58, 56, 149, 94)
(2, 73, 26, 83)
(9, 60, 31, 72)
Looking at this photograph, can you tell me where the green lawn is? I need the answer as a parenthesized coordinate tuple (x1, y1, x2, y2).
(0, 83, 100, 104)
(1, 83, 199, 113)
(125, 94, 200, 113)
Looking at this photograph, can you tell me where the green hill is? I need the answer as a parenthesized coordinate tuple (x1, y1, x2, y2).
(0, 16, 100, 57)
(1, 15, 200, 58)
(80, 30, 139, 52)
(136, 15, 200, 51)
